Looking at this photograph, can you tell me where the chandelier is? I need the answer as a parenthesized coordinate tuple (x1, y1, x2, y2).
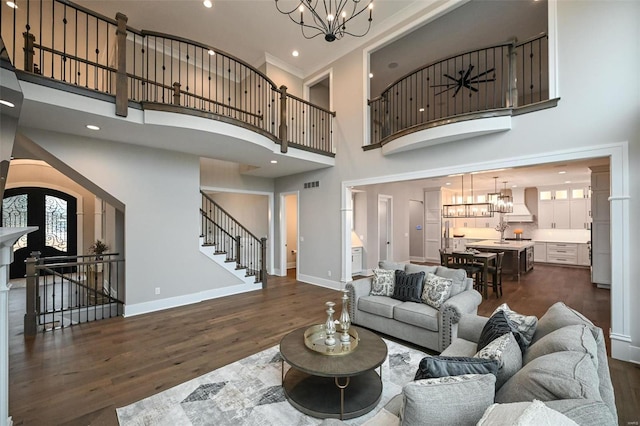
(442, 174, 494, 219)
(487, 178, 513, 214)
(275, 0, 374, 42)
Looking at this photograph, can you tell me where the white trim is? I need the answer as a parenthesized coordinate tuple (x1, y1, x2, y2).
(279, 191, 299, 280)
(378, 194, 393, 263)
(297, 273, 343, 291)
(304, 68, 334, 111)
(608, 196, 630, 201)
(341, 141, 631, 361)
(124, 283, 262, 317)
(200, 186, 275, 275)
(341, 187, 354, 282)
(264, 52, 304, 80)
(286, 262, 297, 269)
(548, 0, 559, 99)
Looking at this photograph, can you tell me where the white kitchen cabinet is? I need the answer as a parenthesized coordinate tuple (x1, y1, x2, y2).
(538, 185, 591, 229)
(577, 243, 590, 266)
(351, 247, 363, 275)
(534, 242, 547, 262)
(546, 243, 578, 265)
(538, 199, 570, 229)
(590, 166, 611, 287)
(570, 198, 591, 230)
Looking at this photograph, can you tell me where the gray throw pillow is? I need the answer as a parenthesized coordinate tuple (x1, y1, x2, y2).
(370, 268, 395, 296)
(495, 351, 601, 403)
(493, 303, 538, 348)
(435, 266, 467, 296)
(421, 272, 452, 309)
(401, 374, 496, 426)
(414, 356, 499, 380)
(379, 260, 406, 271)
(532, 302, 597, 344)
(524, 324, 598, 367)
(392, 270, 425, 303)
(474, 332, 523, 390)
(405, 263, 438, 276)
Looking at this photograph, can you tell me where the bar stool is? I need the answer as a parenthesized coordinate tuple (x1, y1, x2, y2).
(454, 252, 485, 295)
(439, 249, 451, 267)
(487, 251, 505, 298)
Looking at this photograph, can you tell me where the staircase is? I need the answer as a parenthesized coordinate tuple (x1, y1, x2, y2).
(199, 191, 267, 287)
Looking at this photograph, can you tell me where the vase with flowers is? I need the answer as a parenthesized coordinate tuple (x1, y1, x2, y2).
(495, 214, 509, 243)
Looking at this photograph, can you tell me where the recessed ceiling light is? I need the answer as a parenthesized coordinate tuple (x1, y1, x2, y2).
(292, 50, 299, 57)
(270, 160, 278, 164)
(86, 124, 100, 130)
(203, 0, 212, 8)
(565, 180, 571, 184)
(208, 49, 215, 56)
(6, 1, 18, 9)
(558, 171, 566, 174)
(0, 99, 15, 108)
(369, 73, 373, 78)
(419, 108, 425, 112)
(445, 182, 451, 186)
(512, 185, 518, 188)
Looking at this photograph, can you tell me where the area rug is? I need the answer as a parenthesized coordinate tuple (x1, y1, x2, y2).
(116, 338, 428, 425)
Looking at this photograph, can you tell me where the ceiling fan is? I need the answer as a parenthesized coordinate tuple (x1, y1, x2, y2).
(432, 64, 496, 97)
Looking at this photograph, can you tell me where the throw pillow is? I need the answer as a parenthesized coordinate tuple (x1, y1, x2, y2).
(414, 355, 499, 380)
(477, 310, 527, 353)
(524, 324, 598, 367)
(532, 301, 597, 344)
(370, 268, 395, 296)
(401, 374, 496, 426)
(421, 272, 453, 309)
(493, 303, 538, 348)
(474, 332, 523, 389)
(495, 351, 601, 403)
(434, 266, 468, 296)
(392, 270, 425, 303)
(477, 400, 579, 426)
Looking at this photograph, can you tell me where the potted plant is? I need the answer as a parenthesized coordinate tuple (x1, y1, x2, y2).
(88, 239, 109, 260)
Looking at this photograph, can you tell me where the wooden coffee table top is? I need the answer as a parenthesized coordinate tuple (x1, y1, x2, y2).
(280, 326, 387, 377)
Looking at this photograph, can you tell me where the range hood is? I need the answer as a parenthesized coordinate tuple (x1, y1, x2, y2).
(504, 188, 535, 222)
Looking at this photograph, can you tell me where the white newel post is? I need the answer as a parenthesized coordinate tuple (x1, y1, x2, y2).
(0, 227, 38, 426)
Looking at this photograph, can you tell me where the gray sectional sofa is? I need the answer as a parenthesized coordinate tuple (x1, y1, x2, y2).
(345, 261, 482, 352)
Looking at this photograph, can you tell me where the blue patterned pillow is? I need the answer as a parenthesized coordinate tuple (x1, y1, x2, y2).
(422, 273, 453, 309)
(391, 270, 425, 303)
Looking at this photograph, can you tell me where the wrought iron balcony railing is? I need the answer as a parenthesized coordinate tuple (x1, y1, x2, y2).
(368, 35, 549, 147)
(0, 0, 335, 156)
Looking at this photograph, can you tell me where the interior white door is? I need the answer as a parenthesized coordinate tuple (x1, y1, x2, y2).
(378, 196, 392, 262)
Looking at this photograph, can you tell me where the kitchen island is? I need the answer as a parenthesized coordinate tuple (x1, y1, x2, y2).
(465, 239, 535, 280)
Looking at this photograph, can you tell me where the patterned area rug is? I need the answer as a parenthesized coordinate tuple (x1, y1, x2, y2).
(116, 338, 427, 425)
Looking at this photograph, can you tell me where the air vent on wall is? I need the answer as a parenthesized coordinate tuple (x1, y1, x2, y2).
(304, 181, 320, 189)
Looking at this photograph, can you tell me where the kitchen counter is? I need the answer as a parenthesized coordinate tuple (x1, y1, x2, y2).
(466, 239, 535, 250)
(466, 239, 535, 280)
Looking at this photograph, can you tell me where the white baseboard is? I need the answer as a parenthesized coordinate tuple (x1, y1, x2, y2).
(409, 256, 426, 262)
(287, 262, 297, 269)
(297, 273, 343, 291)
(610, 332, 637, 363)
(124, 283, 262, 317)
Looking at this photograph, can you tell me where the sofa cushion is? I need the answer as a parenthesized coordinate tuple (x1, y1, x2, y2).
(525, 324, 599, 367)
(401, 374, 496, 426)
(370, 268, 396, 296)
(477, 400, 579, 426)
(435, 266, 468, 296)
(391, 270, 425, 303)
(532, 302, 597, 344)
(544, 399, 618, 426)
(477, 310, 526, 353)
(379, 260, 406, 271)
(441, 338, 478, 357)
(393, 302, 439, 331)
(474, 332, 522, 390)
(495, 351, 601, 403)
(358, 295, 403, 319)
(421, 272, 452, 309)
(405, 263, 438, 276)
(493, 303, 538, 348)
(414, 356, 499, 380)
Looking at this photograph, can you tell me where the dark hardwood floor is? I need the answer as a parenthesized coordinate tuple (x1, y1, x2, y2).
(7, 266, 639, 425)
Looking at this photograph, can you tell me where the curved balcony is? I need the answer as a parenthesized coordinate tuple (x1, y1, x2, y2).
(1, 0, 335, 157)
(367, 35, 554, 154)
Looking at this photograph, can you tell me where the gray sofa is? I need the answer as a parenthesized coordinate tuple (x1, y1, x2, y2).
(323, 302, 617, 426)
(346, 261, 482, 352)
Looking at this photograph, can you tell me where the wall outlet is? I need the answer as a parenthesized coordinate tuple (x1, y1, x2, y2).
(155, 287, 160, 295)
(327, 270, 332, 277)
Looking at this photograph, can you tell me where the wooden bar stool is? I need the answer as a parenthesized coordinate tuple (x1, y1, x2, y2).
(487, 251, 505, 298)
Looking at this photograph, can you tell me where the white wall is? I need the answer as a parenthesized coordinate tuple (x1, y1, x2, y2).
(273, 0, 639, 360)
(20, 129, 248, 313)
(200, 158, 274, 193)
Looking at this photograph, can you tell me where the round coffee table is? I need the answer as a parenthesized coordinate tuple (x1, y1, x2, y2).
(280, 326, 387, 420)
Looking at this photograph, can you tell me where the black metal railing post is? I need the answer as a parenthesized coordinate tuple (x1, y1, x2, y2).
(23, 32, 35, 72)
(24, 251, 41, 336)
(115, 12, 129, 117)
(260, 237, 267, 288)
(279, 85, 288, 153)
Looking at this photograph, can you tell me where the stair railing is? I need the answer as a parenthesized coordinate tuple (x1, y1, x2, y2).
(200, 191, 267, 286)
(24, 251, 124, 335)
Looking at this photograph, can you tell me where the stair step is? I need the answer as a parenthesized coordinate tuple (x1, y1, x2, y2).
(202, 243, 215, 247)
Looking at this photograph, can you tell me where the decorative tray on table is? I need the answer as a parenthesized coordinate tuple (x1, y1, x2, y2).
(303, 324, 359, 356)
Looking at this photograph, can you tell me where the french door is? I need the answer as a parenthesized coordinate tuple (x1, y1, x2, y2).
(2, 187, 77, 278)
